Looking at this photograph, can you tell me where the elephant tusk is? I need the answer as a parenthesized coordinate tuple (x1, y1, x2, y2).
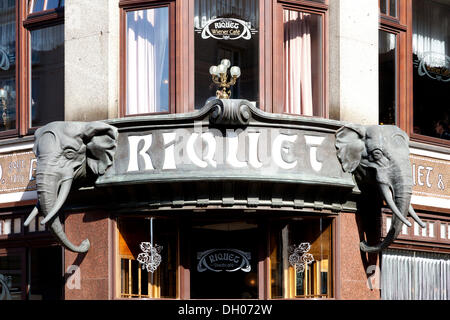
(408, 205, 426, 228)
(379, 184, 412, 227)
(41, 178, 73, 225)
(24, 205, 39, 227)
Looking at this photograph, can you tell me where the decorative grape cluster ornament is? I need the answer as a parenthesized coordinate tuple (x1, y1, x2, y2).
(288, 242, 314, 273)
(137, 242, 163, 273)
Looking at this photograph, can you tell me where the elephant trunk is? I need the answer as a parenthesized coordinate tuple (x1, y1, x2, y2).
(37, 173, 90, 253)
(360, 166, 412, 253)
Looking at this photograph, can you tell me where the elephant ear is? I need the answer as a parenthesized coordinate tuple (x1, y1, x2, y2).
(335, 124, 367, 173)
(82, 122, 119, 175)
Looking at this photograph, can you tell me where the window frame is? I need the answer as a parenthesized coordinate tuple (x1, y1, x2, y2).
(119, 0, 328, 117)
(119, 0, 177, 117)
(405, 0, 450, 148)
(114, 213, 337, 300)
(271, 0, 328, 116)
(0, 0, 64, 139)
(379, 0, 399, 21)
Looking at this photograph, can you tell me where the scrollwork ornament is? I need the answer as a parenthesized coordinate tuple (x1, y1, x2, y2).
(137, 242, 163, 273)
(209, 99, 252, 126)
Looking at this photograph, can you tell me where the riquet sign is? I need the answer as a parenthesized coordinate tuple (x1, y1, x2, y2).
(411, 154, 449, 201)
(196, 17, 257, 40)
(197, 249, 251, 273)
(97, 100, 353, 188)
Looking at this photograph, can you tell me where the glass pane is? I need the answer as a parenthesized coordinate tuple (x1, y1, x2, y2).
(30, 24, 65, 127)
(190, 221, 259, 299)
(194, 0, 259, 109)
(126, 7, 169, 115)
(0, 1, 16, 131)
(46, 0, 60, 10)
(380, 0, 387, 14)
(270, 218, 332, 299)
(379, 30, 397, 125)
(389, 0, 397, 17)
(412, 0, 450, 140)
(118, 217, 177, 298)
(283, 10, 323, 116)
(0, 254, 23, 300)
(32, 0, 45, 13)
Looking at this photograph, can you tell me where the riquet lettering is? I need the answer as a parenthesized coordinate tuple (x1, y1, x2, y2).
(125, 129, 326, 173)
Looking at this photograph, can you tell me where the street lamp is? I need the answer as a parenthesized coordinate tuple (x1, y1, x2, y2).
(209, 59, 241, 99)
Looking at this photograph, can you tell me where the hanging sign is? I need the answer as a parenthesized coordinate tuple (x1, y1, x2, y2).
(197, 249, 251, 272)
(416, 52, 450, 82)
(196, 18, 257, 40)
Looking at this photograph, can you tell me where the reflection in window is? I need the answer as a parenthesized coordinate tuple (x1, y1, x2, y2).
(29, 0, 64, 13)
(0, 2, 17, 131)
(0, 254, 23, 300)
(194, 0, 259, 109)
(118, 217, 177, 299)
(283, 9, 323, 116)
(379, 30, 397, 125)
(30, 24, 65, 128)
(270, 218, 332, 298)
(126, 8, 169, 115)
(412, 0, 450, 140)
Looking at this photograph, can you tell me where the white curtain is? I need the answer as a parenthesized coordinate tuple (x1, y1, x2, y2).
(381, 249, 450, 300)
(127, 8, 169, 115)
(412, 0, 450, 67)
(0, 0, 15, 51)
(31, 24, 64, 52)
(284, 10, 313, 116)
(194, 0, 259, 29)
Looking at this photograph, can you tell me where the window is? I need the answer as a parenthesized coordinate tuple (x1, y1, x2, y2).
(118, 217, 178, 298)
(379, 0, 398, 18)
(273, 2, 326, 116)
(270, 218, 333, 298)
(379, 30, 398, 125)
(194, 0, 260, 109)
(29, 0, 64, 13)
(0, 251, 25, 300)
(381, 249, 450, 300)
(116, 215, 334, 299)
(0, 1, 64, 138)
(378, 0, 406, 127)
(411, 0, 450, 142)
(120, 1, 175, 116)
(120, 0, 327, 116)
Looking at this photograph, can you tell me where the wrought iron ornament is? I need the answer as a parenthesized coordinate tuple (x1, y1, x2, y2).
(137, 242, 163, 273)
(288, 243, 314, 273)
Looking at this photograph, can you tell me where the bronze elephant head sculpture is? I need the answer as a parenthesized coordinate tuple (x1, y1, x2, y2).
(336, 124, 425, 253)
(24, 121, 119, 253)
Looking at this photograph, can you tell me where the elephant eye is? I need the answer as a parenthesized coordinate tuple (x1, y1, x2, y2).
(64, 149, 77, 159)
(372, 149, 383, 160)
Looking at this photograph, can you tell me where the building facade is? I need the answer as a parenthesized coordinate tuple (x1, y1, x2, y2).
(0, 0, 449, 300)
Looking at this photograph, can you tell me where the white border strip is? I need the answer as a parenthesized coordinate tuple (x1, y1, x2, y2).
(410, 148, 450, 161)
(0, 142, 34, 154)
(0, 190, 37, 204)
(411, 195, 450, 210)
